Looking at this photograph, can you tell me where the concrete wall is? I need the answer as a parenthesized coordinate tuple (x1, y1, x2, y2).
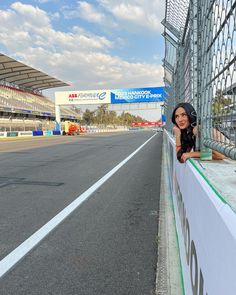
(164, 130, 236, 295)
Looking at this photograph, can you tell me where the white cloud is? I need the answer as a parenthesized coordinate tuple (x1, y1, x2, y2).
(63, 1, 165, 33)
(26, 49, 163, 91)
(37, 0, 50, 3)
(78, 1, 105, 24)
(63, 1, 105, 24)
(0, 1, 164, 100)
(112, 3, 144, 22)
(11, 2, 51, 27)
(0, 3, 112, 53)
(49, 11, 60, 20)
(99, 0, 165, 32)
(62, 1, 118, 30)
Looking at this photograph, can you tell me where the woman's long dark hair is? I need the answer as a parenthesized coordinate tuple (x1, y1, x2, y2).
(172, 102, 197, 162)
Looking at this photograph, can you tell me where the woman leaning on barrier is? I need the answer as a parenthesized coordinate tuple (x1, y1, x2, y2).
(172, 102, 225, 163)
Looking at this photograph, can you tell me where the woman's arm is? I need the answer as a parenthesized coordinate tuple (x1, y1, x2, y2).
(181, 151, 201, 163)
(194, 126, 225, 160)
(212, 150, 225, 160)
(181, 150, 225, 162)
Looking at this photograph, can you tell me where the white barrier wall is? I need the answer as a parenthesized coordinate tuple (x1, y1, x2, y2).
(18, 131, 33, 137)
(165, 130, 236, 295)
(0, 132, 7, 138)
(0, 128, 128, 139)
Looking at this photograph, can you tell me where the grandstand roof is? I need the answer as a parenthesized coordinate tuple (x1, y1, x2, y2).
(0, 53, 69, 91)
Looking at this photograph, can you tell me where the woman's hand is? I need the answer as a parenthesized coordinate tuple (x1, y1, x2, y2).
(180, 151, 201, 163)
(212, 150, 225, 160)
(193, 126, 198, 136)
(173, 125, 181, 136)
(173, 125, 181, 151)
(181, 153, 191, 163)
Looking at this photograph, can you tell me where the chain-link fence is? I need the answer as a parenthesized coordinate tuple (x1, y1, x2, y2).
(163, 0, 236, 160)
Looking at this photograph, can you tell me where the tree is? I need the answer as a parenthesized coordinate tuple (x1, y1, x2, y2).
(96, 104, 109, 126)
(107, 110, 117, 126)
(83, 106, 147, 127)
(83, 109, 95, 125)
(212, 90, 232, 124)
(118, 111, 146, 126)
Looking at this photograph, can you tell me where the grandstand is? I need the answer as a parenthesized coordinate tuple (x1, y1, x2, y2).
(0, 53, 80, 131)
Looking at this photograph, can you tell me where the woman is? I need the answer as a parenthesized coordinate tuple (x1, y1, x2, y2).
(172, 102, 224, 163)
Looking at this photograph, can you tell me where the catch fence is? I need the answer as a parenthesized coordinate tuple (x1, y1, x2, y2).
(163, 0, 236, 159)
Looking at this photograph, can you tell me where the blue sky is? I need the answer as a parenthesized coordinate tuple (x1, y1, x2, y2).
(0, 1, 165, 119)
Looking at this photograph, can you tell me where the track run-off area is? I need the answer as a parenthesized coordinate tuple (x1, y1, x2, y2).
(0, 131, 163, 295)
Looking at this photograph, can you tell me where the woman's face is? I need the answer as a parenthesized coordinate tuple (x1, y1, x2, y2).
(174, 107, 189, 129)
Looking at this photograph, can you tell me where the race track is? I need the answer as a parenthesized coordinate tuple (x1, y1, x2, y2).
(0, 131, 163, 295)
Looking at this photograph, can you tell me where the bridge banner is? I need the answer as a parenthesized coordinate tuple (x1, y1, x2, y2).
(55, 90, 111, 105)
(111, 87, 164, 104)
(55, 87, 165, 105)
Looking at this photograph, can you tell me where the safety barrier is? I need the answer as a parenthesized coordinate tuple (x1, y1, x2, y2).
(43, 131, 53, 136)
(164, 130, 236, 295)
(7, 132, 18, 137)
(0, 130, 61, 138)
(0, 128, 128, 138)
(52, 130, 61, 135)
(86, 127, 128, 133)
(18, 131, 33, 137)
(32, 130, 43, 136)
(0, 131, 7, 138)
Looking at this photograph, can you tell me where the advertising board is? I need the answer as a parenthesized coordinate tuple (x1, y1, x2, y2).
(7, 132, 18, 137)
(55, 90, 111, 105)
(43, 131, 53, 136)
(18, 131, 33, 137)
(55, 87, 165, 105)
(0, 132, 7, 138)
(111, 87, 164, 104)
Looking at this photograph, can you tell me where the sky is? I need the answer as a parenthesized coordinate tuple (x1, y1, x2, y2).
(0, 0, 166, 120)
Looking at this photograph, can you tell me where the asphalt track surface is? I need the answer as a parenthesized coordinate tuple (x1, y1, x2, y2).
(0, 131, 163, 295)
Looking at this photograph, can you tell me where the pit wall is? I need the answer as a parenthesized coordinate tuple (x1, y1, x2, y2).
(164, 130, 236, 295)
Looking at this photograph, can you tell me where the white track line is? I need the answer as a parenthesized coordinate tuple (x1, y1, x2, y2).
(0, 133, 156, 278)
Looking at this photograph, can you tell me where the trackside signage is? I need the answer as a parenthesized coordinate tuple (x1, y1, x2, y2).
(165, 131, 236, 295)
(0, 132, 7, 138)
(111, 87, 164, 104)
(55, 90, 111, 105)
(55, 87, 165, 105)
(18, 131, 33, 137)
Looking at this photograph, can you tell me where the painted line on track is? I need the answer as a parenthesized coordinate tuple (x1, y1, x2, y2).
(0, 133, 156, 278)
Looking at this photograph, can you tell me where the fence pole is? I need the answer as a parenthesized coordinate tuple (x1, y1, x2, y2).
(198, 0, 212, 160)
